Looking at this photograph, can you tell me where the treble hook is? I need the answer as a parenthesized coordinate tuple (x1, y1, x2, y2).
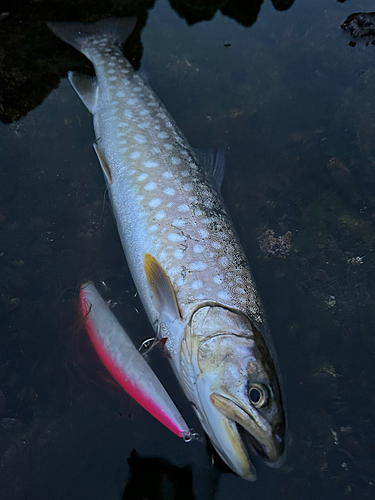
(138, 337, 156, 354)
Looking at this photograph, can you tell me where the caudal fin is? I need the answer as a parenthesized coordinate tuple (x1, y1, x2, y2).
(47, 17, 137, 53)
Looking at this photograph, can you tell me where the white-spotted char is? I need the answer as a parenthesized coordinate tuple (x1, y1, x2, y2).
(48, 17, 286, 481)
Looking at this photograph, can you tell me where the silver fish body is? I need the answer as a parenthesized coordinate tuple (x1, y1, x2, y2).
(48, 17, 286, 480)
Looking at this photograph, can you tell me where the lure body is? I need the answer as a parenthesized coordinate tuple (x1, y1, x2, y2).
(80, 282, 190, 438)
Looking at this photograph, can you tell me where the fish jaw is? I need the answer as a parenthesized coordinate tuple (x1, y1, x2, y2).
(194, 371, 257, 480)
(180, 306, 286, 479)
(209, 392, 284, 465)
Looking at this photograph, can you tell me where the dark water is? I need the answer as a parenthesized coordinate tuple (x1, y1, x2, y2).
(1, 0, 375, 498)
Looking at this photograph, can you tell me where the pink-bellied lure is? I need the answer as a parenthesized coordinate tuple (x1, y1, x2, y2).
(79, 281, 190, 438)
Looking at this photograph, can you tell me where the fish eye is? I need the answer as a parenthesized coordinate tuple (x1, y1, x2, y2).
(248, 383, 268, 407)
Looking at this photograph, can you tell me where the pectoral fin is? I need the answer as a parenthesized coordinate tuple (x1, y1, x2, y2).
(143, 254, 181, 321)
(93, 143, 113, 185)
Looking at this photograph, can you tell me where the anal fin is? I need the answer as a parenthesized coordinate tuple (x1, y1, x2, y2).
(93, 143, 113, 185)
(68, 71, 98, 114)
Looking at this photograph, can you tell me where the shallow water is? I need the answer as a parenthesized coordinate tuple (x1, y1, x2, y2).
(1, 0, 375, 498)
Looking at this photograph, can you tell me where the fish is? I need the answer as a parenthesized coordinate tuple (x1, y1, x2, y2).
(79, 281, 190, 438)
(48, 17, 286, 480)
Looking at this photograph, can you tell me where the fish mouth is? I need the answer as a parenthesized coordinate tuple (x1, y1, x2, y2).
(235, 422, 270, 461)
(210, 392, 283, 466)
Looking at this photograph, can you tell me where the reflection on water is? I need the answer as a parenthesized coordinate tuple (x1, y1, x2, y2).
(122, 450, 196, 500)
(1, 0, 375, 498)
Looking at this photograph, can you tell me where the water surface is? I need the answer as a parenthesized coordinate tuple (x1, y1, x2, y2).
(1, 0, 375, 498)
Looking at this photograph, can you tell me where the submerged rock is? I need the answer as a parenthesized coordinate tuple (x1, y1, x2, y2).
(341, 12, 375, 46)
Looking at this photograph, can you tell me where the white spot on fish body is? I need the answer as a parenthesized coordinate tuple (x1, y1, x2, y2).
(130, 151, 140, 159)
(134, 134, 146, 144)
(136, 195, 144, 201)
(116, 90, 126, 98)
(155, 211, 166, 220)
(181, 170, 189, 177)
(219, 256, 228, 267)
(164, 143, 173, 151)
(133, 86, 142, 92)
(192, 280, 203, 290)
(108, 69, 116, 74)
(127, 98, 138, 105)
(178, 204, 189, 212)
(118, 122, 128, 128)
(236, 288, 245, 294)
(197, 229, 208, 238)
(168, 233, 185, 242)
(137, 122, 149, 129)
(173, 249, 184, 259)
(162, 171, 173, 179)
(149, 198, 161, 208)
(183, 183, 193, 192)
(149, 225, 158, 232)
(171, 157, 181, 165)
(196, 293, 206, 300)
(213, 275, 223, 284)
(143, 161, 159, 168)
(109, 76, 117, 81)
(108, 61, 115, 66)
(190, 261, 207, 271)
(158, 132, 168, 139)
(169, 267, 180, 276)
(172, 218, 185, 227)
(137, 173, 148, 181)
(140, 109, 150, 116)
(166, 202, 173, 208)
(164, 187, 175, 196)
(193, 244, 204, 253)
(150, 147, 161, 154)
(124, 110, 133, 118)
(217, 291, 231, 301)
(121, 68, 129, 74)
(159, 250, 167, 260)
(144, 182, 157, 191)
(211, 241, 221, 249)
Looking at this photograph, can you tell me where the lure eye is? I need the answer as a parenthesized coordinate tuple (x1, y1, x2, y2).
(248, 384, 268, 407)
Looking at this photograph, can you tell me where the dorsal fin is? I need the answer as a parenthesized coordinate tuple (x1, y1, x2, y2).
(68, 71, 98, 114)
(194, 147, 226, 191)
(143, 254, 181, 321)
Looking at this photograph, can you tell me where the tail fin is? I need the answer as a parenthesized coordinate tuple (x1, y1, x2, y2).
(47, 17, 137, 53)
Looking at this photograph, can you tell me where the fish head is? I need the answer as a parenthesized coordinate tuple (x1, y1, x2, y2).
(187, 306, 285, 480)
